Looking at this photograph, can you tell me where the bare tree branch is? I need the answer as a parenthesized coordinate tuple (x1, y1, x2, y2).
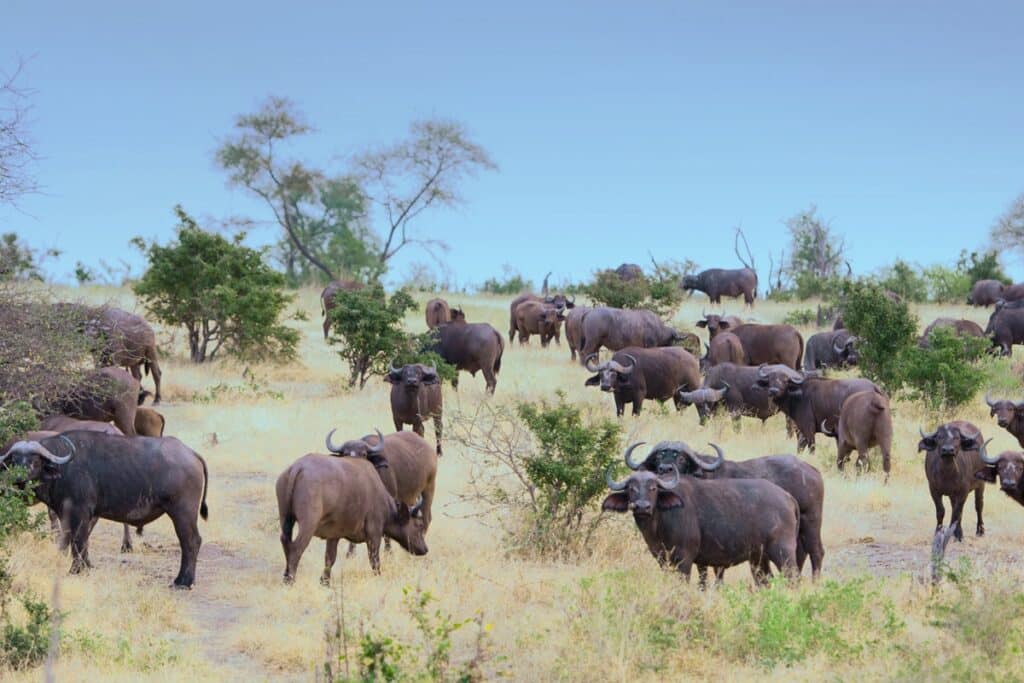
(0, 56, 39, 206)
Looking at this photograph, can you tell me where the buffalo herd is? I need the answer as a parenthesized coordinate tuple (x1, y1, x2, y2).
(5, 272, 1024, 592)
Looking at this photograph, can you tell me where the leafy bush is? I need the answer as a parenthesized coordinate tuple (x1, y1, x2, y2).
(922, 264, 971, 303)
(393, 333, 458, 385)
(448, 393, 622, 559)
(900, 329, 988, 410)
(876, 260, 928, 303)
(133, 206, 300, 363)
(327, 286, 417, 389)
(0, 233, 60, 282)
(480, 266, 532, 295)
(582, 260, 690, 318)
(782, 308, 816, 326)
(959, 249, 1011, 285)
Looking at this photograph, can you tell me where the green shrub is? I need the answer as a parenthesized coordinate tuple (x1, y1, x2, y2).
(582, 262, 688, 318)
(327, 286, 417, 389)
(393, 333, 458, 385)
(922, 264, 971, 303)
(782, 308, 816, 326)
(480, 266, 532, 295)
(900, 328, 988, 410)
(959, 249, 1011, 285)
(876, 259, 928, 303)
(133, 206, 300, 363)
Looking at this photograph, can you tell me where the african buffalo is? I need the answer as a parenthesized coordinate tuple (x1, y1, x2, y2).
(730, 323, 803, 370)
(833, 315, 845, 331)
(695, 312, 744, 339)
(384, 363, 443, 454)
(1, 431, 209, 587)
(603, 455, 799, 586)
(1002, 283, 1024, 302)
(565, 306, 591, 361)
(135, 407, 166, 437)
(985, 393, 1024, 448)
(584, 346, 700, 417)
(577, 307, 681, 364)
(755, 366, 880, 451)
(676, 362, 779, 424)
(431, 322, 504, 393)
(968, 279, 1006, 307)
(984, 300, 1024, 354)
(55, 367, 139, 436)
(918, 318, 984, 348)
(804, 329, 858, 371)
(629, 441, 825, 578)
(425, 298, 452, 329)
(821, 390, 893, 479)
(276, 453, 427, 581)
(508, 292, 574, 343)
(701, 332, 745, 371)
(977, 449, 1024, 507)
(91, 306, 164, 404)
(514, 300, 564, 347)
(682, 268, 758, 306)
(918, 421, 989, 541)
(320, 279, 364, 339)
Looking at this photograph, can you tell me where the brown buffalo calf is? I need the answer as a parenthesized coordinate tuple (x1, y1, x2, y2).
(135, 407, 166, 437)
(822, 390, 893, 480)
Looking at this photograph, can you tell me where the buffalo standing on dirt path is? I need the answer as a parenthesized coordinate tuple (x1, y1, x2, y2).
(385, 363, 443, 455)
(682, 268, 758, 306)
(730, 323, 803, 370)
(821, 390, 893, 479)
(431, 321, 504, 393)
(320, 280, 364, 339)
(985, 394, 1024, 448)
(1, 431, 209, 587)
(602, 451, 799, 586)
(918, 421, 990, 541)
(804, 329, 858, 371)
(276, 452, 427, 582)
(977, 449, 1024, 507)
(583, 346, 700, 417)
(630, 441, 825, 579)
(576, 307, 681, 364)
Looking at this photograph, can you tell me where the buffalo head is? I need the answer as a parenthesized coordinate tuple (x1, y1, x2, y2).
(449, 307, 467, 323)
(833, 331, 859, 366)
(390, 497, 429, 556)
(985, 393, 1023, 429)
(681, 274, 699, 291)
(385, 363, 440, 392)
(542, 293, 575, 312)
(675, 383, 729, 407)
(628, 440, 726, 478)
(325, 427, 389, 468)
(602, 460, 682, 518)
(976, 449, 1024, 494)
(584, 353, 636, 393)
(754, 364, 805, 400)
(917, 424, 987, 459)
(0, 435, 74, 484)
(695, 311, 733, 338)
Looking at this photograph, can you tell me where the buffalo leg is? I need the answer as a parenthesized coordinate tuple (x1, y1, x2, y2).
(67, 513, 96, 574)
(346, 542, 358, 559)
(631, 393, 645, 416)
(482, 368, 497, 394)
(949, 494, 967, 542)
(836, 442, 851, 472)
(169, 507, 202, 589)
(393, 416, 404, 433)
(412, 417, 425, 438)
(321, 539, 339, 586)
(768, 541, 798, 583)
(284, 522, 316, 584)
(367, 536, 383, 575)
(697, 565, 708, 590)
(433, 413, 443, 456)
(322, 317, 331, 340)
(931, 490, 947, 532)
(149, 354, 163, 404)
(751, 557, 773, 587)
(974, 487, 985, 537)
(121, 523, 134, 553)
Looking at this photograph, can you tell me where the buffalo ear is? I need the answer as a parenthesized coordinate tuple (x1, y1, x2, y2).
(422, 373, 440, 385)
(719, 321, 731, 330)
(695, 320, 708, 328)
(960, 437, 978, 451)
(975, 468, 998, 483)
(656, 491, 684, 510)
(41, 463, 63, 481)
(384, 374, 398, 384)
(584, 375, 601, 387)
(918, 438, 936, 453)
(601, 493, 629, 512)
(395, 502, 411, 524)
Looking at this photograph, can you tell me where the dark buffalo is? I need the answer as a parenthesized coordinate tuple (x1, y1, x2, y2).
(602, 455, 799, 586)
(425, 298, 452, 329)
(584, 346, 700, 417)
(565, 306, 591, 362)
(968, 279, 1006, 307)
(276, 453, 427, 582)
(1002, 283, 1024, 302)
(677, 362, 779, 424)
(918, 421, 989, 541)
(755, 366, 880, 451)
(833, 315, 845, 331)
(821, 390, 893, 479)
(1, 431, 208, 587)
(695, 312, 744, 339)
(984, 300, 1024, 354)
(985, 393, 1024, 448)
(55, 367, 139, 436)
(431, 322, 504, 393)
(90, 306, 164, 404)
(918, 318, 985, 348)
(701, 332, 745, 371)
(135, 407, 166, 437)
(730, 323, 804, 370)
(577, 307, 681, 364)
(514, 300, 564, 347)
(977, 449, 1024, 507)
(682, 268, 758, 306)
(384, 363, 443, 455)
(320, 279, 364, 339)
(629, 441, 825, 578)
(804, 329, 858, 371)
(508, 292, 574, 343)
(614, 263, 644, 282)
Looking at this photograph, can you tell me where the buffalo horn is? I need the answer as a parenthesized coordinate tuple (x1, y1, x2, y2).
(388, 360, 401, 376)
(919, 426, 939, 441)
(618, 354, 638, 375)
(0, 440, 72, 465)
(410, 495, 425, 515)
(833, 339, 845, 355)
(980, 438, 999, 465)
(656, 464, 680, 489)
(325, 428, 344, 453)
(757, 363, 768, 379)
(367, 428, 385, 454)
(605, 464, 628, 491)
(820, 419, 836, 437)
(694, 443, 725, 471)
(623, 441, 647, 470)
(984, 392, 997, 408)
(568, 294, 575, 305)
(584, 353, 603, 373)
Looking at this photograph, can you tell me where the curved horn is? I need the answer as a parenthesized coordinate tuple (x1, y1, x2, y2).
(605, 464, 628, 491)
(757, 363, 768, 379)
(584, 353, 603, 373)
(367, 428, 385, 454)
(919, 426, 939, 441)
(410, 495, 425, 515)
(617, 354, 637, 374)
(820, 419, 837, 437)
(789, 372, 805, 386)
(656, 464, 680, 489)
(980, 438, 999, 465)
(623, 441, 647, 470)
(695, 443, 725, 471)
(1, 441, 72, 465)
(985, 392, 997, 408)
(325, 428, 344, 453)
(833, 338, 846, 355)
(388, 360, 400, 375)
(568, 294, 576, 305)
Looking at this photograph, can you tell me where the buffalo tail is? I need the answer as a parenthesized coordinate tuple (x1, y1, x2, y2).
(196, 452, 210, 520)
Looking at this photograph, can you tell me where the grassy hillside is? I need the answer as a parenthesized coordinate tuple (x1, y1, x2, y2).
(5, 287, 1023, 682)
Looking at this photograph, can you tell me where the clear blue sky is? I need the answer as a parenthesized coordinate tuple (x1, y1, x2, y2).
(3, 1, 1022, 288)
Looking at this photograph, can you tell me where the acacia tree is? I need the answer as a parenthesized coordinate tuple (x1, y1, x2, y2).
(353, 118, 497, 265)
(785, 205, 848, 298)
(991, 192, 1024, 258)
(0, 57, 37, 206)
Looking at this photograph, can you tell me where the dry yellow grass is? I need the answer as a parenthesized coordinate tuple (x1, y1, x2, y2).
(3, 286, 1022, 681)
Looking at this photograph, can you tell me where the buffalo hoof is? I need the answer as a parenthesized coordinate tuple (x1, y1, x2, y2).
(121, 542, 133, 553)
(282, 574, 295, 585)
(319, 575, 331, 587)
(170, 582, 193, 591)
(976, 526, 985, 537)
